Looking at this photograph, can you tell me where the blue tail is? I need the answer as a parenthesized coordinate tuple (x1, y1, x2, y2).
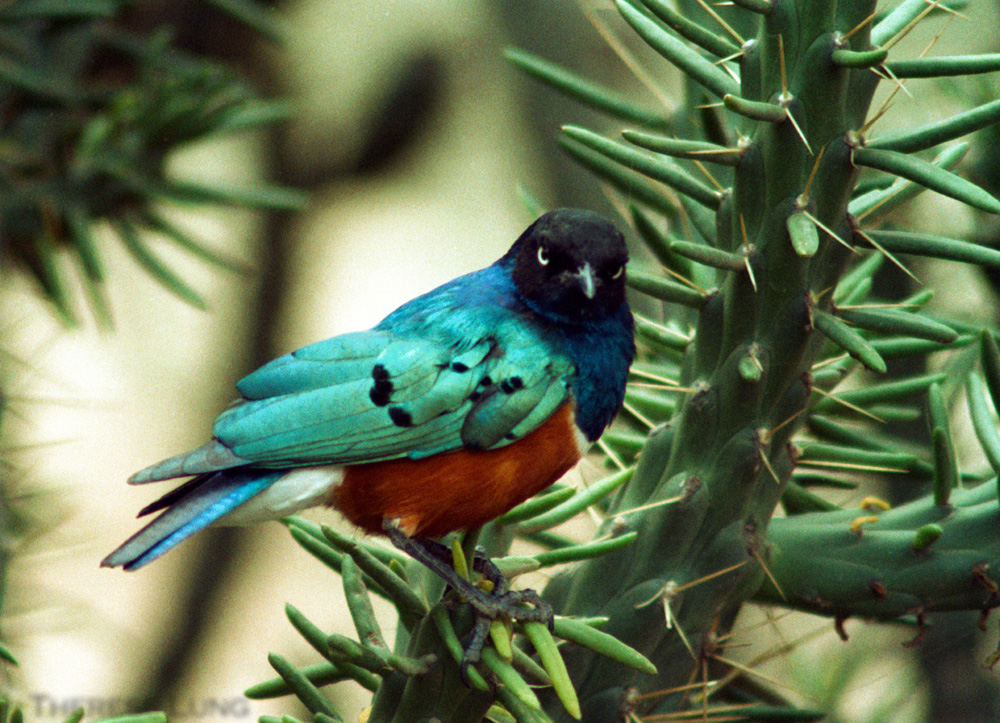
(101, 469, 282, 571)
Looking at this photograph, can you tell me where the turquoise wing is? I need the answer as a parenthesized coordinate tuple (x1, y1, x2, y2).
(212, 327, 574, 467)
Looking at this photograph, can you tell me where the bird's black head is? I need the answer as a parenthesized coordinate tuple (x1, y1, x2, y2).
(508, 208, 629, 324)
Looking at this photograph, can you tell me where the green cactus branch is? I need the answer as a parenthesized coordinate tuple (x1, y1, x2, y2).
(755, 480, 1000, 620)
(0, 0, 303, 324)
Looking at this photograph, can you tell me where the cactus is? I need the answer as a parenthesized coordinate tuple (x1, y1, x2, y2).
(256, 1, 1000, 721)
(0, 0, 301, 324)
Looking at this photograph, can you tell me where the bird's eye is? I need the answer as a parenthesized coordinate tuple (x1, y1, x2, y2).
(537, 245, 550, 266)
(604, 264, 624, 280)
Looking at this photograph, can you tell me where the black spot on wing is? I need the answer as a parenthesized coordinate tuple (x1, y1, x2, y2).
(451, 361, 469, 372)
(370, 364, 393, 406)
(500, 376, 524, 394)
(389, 406, 413, 427)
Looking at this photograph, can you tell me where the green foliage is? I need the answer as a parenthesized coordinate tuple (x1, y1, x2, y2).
(251, 0, 1000, 721)
(0, 0, 301, 323)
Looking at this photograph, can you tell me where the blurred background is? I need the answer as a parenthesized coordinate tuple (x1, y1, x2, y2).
(0, 1, 999, 722)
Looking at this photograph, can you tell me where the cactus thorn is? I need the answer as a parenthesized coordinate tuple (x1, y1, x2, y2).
(902, 610, 928, 648)
(972, 564, 999, 593)
(850, 515, 880, 535)
(854, 228, 920, 282)
(803, 210, 852, 251)
(798, 146, 827, 204)
(835, 616, 849, 641)
(860, 496, 891, 512)
(842, 9, 881, 42)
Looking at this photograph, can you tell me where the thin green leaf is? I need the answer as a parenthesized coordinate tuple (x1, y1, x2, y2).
(90, 714, 167, 723)
(143, 211, 251, 273)
(872, 0, 949, 46)
(634, 316, 691, 352)
(849, 143, 966, 221)
(812, 309, 887, 372)
(163, 179, 308, 210)
(932, 427, 957, 505)
(480, 648, 543, 712)
(623, 131, 742, 166)
(114, 219, 207, 309)
(782, 480, 843, 514)
(267, 653, 342, 718)
(639, 0, 741, 57)
(340, 558, 386, 647)
(869, 99, 1000, 154)
(860, 230, 1000, 268)
(518, 468, 635, 533)
(319, 524, 427, 622)
(795, 441, 918, 470)
(427, 606, 489, 691)
(504, 48, 670, 128)
(831, 47, 888, 68)
(499, 486, 576, 524)
(980, 329, 1000, 410)
(815, 373, 946, 408)
(201, 0, 285, 43)
(245, 662, 354, 699)
(521, 621, 580, 720)
(884, 54, 1000, 78)
(552, 616, 657, 674)
(564, 125, 724, 209)
(965, 374, 1000, 475)
(835, 307, 958, 344)
(627, 269, 707, 308)
(615, 0, 741, 98)
(852, 146, 1000, 214)
(559, 136, 682, 217)
(723, 94, 788, 122)
(670, 240, 745, 270)
(534, 532, 638, 566)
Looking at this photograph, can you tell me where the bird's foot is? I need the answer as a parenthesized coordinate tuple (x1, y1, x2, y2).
(381, 520, 552, 684)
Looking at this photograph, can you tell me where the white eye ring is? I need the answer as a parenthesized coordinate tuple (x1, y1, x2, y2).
(537, 245, 550, 266)
(610, 264, 624, 280)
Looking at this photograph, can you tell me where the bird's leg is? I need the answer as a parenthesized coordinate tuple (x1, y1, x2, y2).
(382, 521, 552, 679)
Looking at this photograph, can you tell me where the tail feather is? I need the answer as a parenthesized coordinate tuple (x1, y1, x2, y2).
(128, 439, 250, 484)
(102, 469, 282, 571)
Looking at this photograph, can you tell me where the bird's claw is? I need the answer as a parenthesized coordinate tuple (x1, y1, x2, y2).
(455, 585, 553, 687)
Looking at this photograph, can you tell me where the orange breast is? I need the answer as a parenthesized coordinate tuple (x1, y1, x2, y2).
(332, 404, 582, 539)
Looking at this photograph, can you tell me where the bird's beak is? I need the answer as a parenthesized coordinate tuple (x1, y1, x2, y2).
(572, 262, 597, 299)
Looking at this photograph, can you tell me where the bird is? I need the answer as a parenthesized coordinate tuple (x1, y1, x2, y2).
(102, 207, 634, 639)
